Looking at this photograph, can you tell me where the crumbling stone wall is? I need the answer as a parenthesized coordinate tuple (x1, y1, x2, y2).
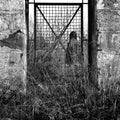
(0, 0, 26, 93)
(97, 1, 120, 50)
(97, 0, 120, 87)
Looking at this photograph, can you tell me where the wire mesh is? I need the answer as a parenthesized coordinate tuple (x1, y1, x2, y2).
(35, 4, 81, 50)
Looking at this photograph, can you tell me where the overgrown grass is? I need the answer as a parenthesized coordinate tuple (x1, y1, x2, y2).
(0, 44, 120, 120)
(0, 63, 120, 120)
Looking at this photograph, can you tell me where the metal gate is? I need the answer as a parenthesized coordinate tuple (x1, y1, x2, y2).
(34, 3, 83, 64)
(25, 1, 89, 81)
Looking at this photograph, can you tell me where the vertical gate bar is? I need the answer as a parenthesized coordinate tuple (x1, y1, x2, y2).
(25, 0, 29, 63)
(34, 3, 36, 66)
(88, 0, 98, 89)
(81, 4, 84, 68)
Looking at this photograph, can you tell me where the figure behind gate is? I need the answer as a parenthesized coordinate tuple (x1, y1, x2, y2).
(65, 31, 79, 65)
(65, 31, 80, 80)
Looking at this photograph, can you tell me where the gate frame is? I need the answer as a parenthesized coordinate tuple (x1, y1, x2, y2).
(34, 2, 84, 66)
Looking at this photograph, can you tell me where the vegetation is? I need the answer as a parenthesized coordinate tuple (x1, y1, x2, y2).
(0, 63, 120, 120)
(1, 39, 120, 120)
(0, 0, 120, 120)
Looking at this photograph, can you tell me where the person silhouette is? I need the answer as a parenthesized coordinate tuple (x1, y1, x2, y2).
(65, 31, 79, 65)
(65, 31, 80, 80)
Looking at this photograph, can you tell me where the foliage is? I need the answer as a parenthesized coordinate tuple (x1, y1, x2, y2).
(0, 71, 120, 120)
(20, 26, 120, 120)
(1, 0, 120, 119)
(1, 49, 120, 120)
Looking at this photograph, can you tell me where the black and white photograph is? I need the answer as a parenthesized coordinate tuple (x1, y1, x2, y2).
(0, 0, 120, 120)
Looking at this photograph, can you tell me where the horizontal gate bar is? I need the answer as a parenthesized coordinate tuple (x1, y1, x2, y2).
(29, 2, 88, 5)
(36, 3, 83, 5)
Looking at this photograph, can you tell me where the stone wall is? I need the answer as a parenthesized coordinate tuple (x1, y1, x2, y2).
(97, 1, 120, 50)
(97, 0, 120, 87)
(0, 0, 26, 93)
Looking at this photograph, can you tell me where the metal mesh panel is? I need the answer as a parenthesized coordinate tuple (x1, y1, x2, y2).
(36, 4, 81, 50)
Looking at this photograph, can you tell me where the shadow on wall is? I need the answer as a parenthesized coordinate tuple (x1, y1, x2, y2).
(0, 29, 25, 51)
(0, 29, 26, 93)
